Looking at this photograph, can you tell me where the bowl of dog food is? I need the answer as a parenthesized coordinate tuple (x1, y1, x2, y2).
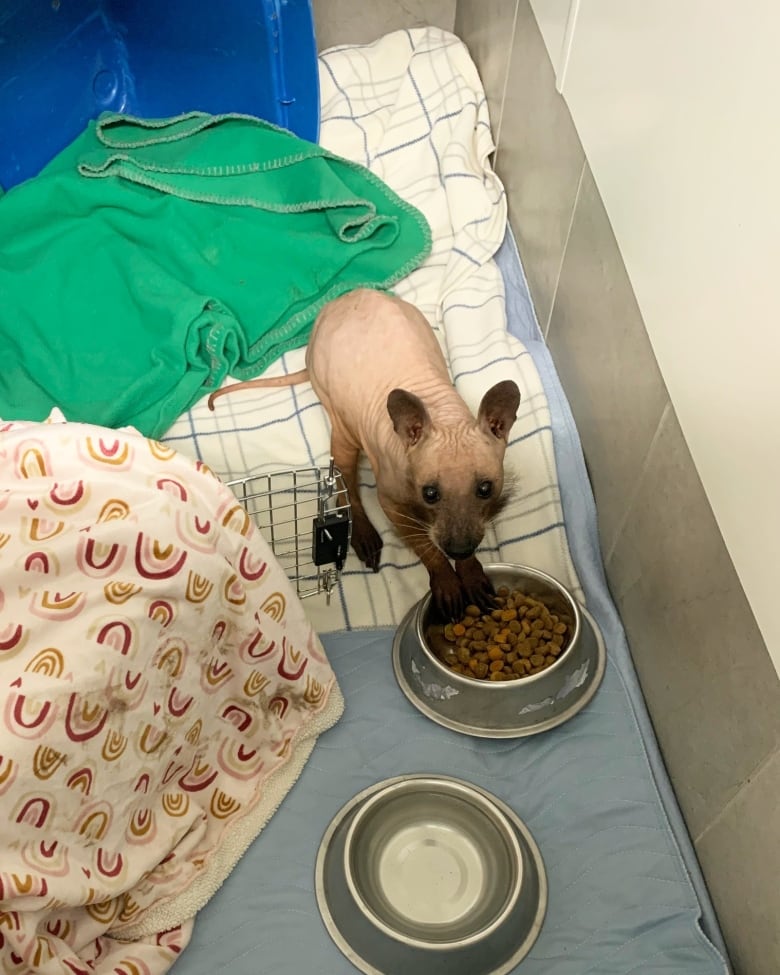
(392, 563, 606, 738)
(315, 773, 547, 975)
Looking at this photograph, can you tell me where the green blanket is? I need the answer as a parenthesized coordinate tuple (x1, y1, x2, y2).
(0, 112, 431, 438)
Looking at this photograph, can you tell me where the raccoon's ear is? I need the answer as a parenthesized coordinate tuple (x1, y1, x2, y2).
(477, 380, 521, 441)
(387, 388, 430, 447)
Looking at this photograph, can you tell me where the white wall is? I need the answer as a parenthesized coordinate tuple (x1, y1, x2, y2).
(530, 0, 780, 675)
(527, 0, 571, 76)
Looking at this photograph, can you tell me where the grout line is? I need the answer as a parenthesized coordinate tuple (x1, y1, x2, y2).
(604, 400, 672, 566)
(694, 746, 779, 845)
(493, 0, 521, 156)
(544, 158, 585, 341)
(555, 0, 581, 93)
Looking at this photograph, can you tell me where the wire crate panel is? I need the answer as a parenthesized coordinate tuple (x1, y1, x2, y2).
(227, 461, 351, 600)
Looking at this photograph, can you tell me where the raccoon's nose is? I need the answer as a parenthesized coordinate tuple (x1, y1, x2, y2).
(445, 542, 477, 561)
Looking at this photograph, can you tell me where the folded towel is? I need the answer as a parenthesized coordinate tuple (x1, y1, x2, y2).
(0, 112, 430, 438)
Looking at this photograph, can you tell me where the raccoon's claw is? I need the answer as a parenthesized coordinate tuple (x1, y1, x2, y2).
(429, 568, 467, 622)
(455, 556, 496, 610)
(428, 557, 497, 622)
(351, 515, 383, 572)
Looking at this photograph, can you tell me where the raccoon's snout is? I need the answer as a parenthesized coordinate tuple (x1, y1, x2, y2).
(439, 531, 482, 561)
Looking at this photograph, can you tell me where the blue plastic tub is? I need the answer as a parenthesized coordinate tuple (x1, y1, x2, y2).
(0, 0, 320, 191)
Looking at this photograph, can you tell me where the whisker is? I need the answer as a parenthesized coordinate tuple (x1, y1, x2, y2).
(381, 504, 449, 560)
(385, 506, 429, 532)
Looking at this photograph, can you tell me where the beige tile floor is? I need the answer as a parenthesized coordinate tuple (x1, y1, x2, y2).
(312, 0, 455, 51)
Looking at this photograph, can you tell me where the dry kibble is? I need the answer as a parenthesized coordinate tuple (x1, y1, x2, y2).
(475, 662, 489, 679)
(426, 583, 575, 682)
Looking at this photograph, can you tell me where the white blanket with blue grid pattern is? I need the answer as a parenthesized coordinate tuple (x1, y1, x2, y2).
(162, 27, 581, 632)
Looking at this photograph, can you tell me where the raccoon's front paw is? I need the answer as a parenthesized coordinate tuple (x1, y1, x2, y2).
(429, 566, 467, 622)
(350, 513, 383, 572)
(454, 556, 496, 611)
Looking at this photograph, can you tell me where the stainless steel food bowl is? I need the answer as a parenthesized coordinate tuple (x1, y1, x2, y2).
(344, 777, 523, 949)
(315, 774, 547, 975)
(392, 564, 606, 738)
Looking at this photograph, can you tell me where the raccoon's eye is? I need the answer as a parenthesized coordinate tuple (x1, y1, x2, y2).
(422, 485, 440, 505)
(476, 480, 493, 499)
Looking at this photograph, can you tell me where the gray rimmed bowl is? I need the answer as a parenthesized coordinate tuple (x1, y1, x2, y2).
(392, 563, 606, 738)
(315, 774, 547, 975)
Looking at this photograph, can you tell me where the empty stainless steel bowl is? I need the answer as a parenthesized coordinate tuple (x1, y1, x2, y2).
(315, 774, 547, 975)
(392, 563, 606, 738)
(344, 777, 523, 948)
